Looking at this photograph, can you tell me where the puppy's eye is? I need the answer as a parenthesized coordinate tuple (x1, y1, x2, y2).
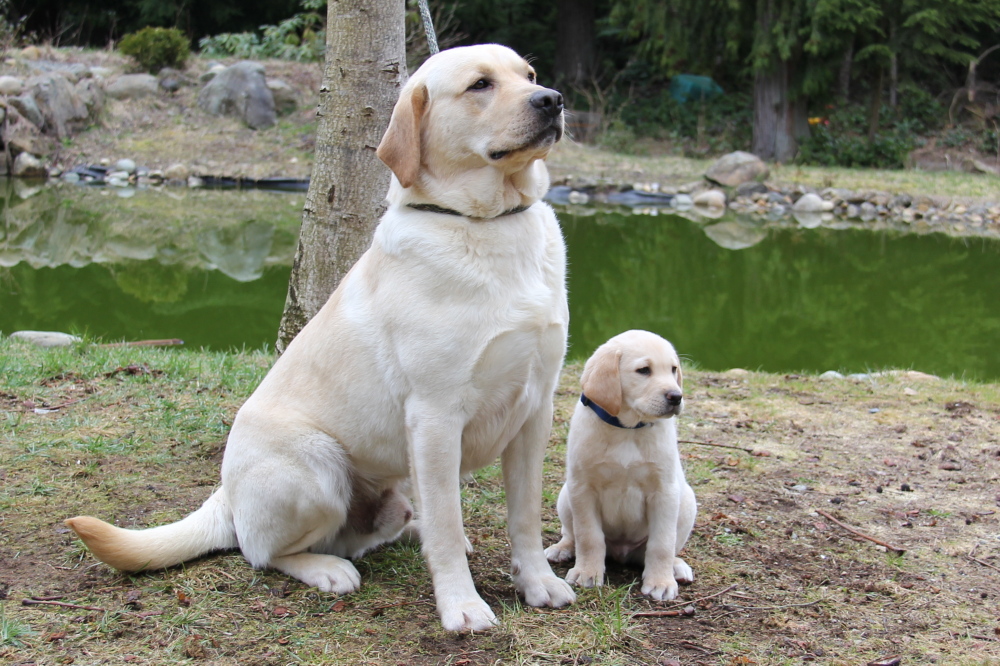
(468, 78, 491, 91)
(672, 366, 678, 375)
(527, 72, 536, 83)
(636, 367, 651, 376)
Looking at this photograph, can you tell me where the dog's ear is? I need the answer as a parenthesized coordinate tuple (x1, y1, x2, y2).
(581, 347, 623, 416)
(676, 362, 683, 390)
(377, 83, 427, 188)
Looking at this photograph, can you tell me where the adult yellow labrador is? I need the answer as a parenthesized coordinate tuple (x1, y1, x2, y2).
(66, 44, 575, 632)
(545, 330, 697, 601)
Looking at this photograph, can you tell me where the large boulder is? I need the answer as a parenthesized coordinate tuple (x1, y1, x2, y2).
(105, 74, 159, 100)
(705, 151, 770, 187)
(24, 74, 90, 138)
(74, 77, 105, 116)
(198, 61, 276, 130)
(266, 78, 298, 115)
(9, 94, 44, 128)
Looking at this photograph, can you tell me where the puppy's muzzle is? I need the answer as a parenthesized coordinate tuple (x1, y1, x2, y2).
(666, 391, 683, 407)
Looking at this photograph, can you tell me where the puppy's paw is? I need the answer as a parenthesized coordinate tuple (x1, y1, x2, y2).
(673, 557, 694, 584)
(640, 573, 679, 601)
(565, 565, 604, 588)
(439, 597, 497, 633)
(544, 540, 575, 563)
(517, 572, 576, 608)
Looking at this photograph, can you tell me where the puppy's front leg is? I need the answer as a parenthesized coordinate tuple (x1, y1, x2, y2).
(564, 484, 606, 588)
(502, 405, 576, 609)
(408, 408, 495, 632)
(641, 487, 681, 601)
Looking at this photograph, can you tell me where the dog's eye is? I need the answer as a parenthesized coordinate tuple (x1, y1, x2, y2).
(672, 366, 678, 375)
(468, 79, 491, 91)
(636, 367, 651, 376)
(527, 72, 536, 83)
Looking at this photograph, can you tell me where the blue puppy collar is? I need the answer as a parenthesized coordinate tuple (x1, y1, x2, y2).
(580, 393, 649, 429)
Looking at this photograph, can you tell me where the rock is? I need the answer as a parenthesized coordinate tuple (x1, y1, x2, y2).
(672, 193, 693, 210)
(164, 163, 190, 181)
(105, 74, 159, 100)
(693, 189, 726, 209)
(0, 75, 23, 95)
(198, 61, 276, 130)
(792, 192, 827, 213)
(89, 66, 114, 79)
(819, 370, 845, 380)
(9, 330, 82, 347)
(200, 63, 228, 83)
(705, 151, 770, 187)
(266, 78, 298, 115)
(734, 181, 769, 198)
(766, 191, 788, 204)
(793, 210, 823, 228)
(24, 73, 90, 138)
(972, 160, 999, 177)
(9, 94, 45, 128)
(567, 190, 590, 204)
(702, 220, 768, 250)
(19, 45, 42, 60)
(26, 60, 90, 84)
(890, 194, 912, 208)
(12, 152, 47, 178)
(74, 78, 105, 115)
(115, 158, 137, 174)
(860, 202, 877, 220)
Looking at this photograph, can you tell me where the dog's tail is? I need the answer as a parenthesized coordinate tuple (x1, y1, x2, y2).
(64, 488, 238, 571)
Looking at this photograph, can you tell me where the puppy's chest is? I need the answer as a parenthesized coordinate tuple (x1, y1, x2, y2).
(591, 442, 666, 491)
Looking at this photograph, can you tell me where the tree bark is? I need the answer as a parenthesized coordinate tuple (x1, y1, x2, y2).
(888, 19, 898, 108)
(554, 0, 595, 90)
(276, 0, 407, 352)
(752, 60, 798, 162)
(839, 40, 853, 101)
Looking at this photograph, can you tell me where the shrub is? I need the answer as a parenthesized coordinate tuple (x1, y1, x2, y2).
(119, 27, 190, 73)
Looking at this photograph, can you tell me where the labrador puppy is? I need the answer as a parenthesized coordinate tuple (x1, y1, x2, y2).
(65, 44, 575, 633)
(545, 330, 696, 601)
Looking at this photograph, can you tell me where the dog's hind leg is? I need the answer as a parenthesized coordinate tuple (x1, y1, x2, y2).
(223, 428, 361, 594)
(543, 483, 576, 563)
(672, 483, 697, 584)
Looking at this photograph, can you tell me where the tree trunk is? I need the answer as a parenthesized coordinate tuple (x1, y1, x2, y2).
(554, 0, 595, 90)
(868, 66, 883, 140)
(752, 60, 798, 162)
(839, 40, 853, 101)
(888, 19, 898, 108)
(276, 0, 407, 352)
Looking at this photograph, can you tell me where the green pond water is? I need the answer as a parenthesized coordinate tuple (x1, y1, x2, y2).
(2, 182, 999, 380)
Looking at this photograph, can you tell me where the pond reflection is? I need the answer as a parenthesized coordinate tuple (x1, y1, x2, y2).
(2, 182, 999, 380)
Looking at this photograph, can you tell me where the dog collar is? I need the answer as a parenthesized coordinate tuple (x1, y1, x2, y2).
(407, 202, 532, 219)
(580, 394, 649, 429)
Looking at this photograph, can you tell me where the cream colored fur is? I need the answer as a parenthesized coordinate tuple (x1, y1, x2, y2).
(545, 330, 697, 601)
(65, 44, 574, 632)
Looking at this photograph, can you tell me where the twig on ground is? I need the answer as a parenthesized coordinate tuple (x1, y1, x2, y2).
(678, 439, 755, 454)
(731, 599, 823, 611)
(22, 599, 107, 612)
(100, 339, 184, 347)
(633, 584, 737, 617)
(30, 595, 66, 601)
(371, 598, 431, 617)
(816, 509, 906, 555)
(966, 555, 1000, 574)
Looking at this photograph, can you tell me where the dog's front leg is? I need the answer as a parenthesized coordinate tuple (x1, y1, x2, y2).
(408, 407, 496, 632)
(641, 487, 681, 601)
(502, 405, 576, 609)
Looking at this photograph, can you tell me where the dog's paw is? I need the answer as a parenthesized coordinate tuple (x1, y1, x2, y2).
(439, 597, 497, 633)
(673, 557, 694, 584)
(517, 572, 576, 608)
(544, 541, 575, 563)
(565, 565, 604, 588)
(271, 553, 361, 595)
(640, 573, 679, 601)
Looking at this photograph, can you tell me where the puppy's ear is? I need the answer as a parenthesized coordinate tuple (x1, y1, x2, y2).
(581, 348, 623, 416)
(377, 83, 427, 188)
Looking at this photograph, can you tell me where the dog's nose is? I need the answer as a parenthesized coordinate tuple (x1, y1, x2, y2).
(530, 89, 564, 118)
(666, 391, 683, 406)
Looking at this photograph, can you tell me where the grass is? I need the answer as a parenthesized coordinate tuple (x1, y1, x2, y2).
(2, 338, 1000, 664)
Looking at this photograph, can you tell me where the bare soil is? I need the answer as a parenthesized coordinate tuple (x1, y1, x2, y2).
(1, 341, 998, 665)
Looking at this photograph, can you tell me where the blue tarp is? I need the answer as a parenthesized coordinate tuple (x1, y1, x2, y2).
(669, 74, 724, 104)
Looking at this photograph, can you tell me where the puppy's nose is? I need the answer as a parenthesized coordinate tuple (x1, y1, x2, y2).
(530, 89, 564, 118)
(666, 391, 683, 406)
